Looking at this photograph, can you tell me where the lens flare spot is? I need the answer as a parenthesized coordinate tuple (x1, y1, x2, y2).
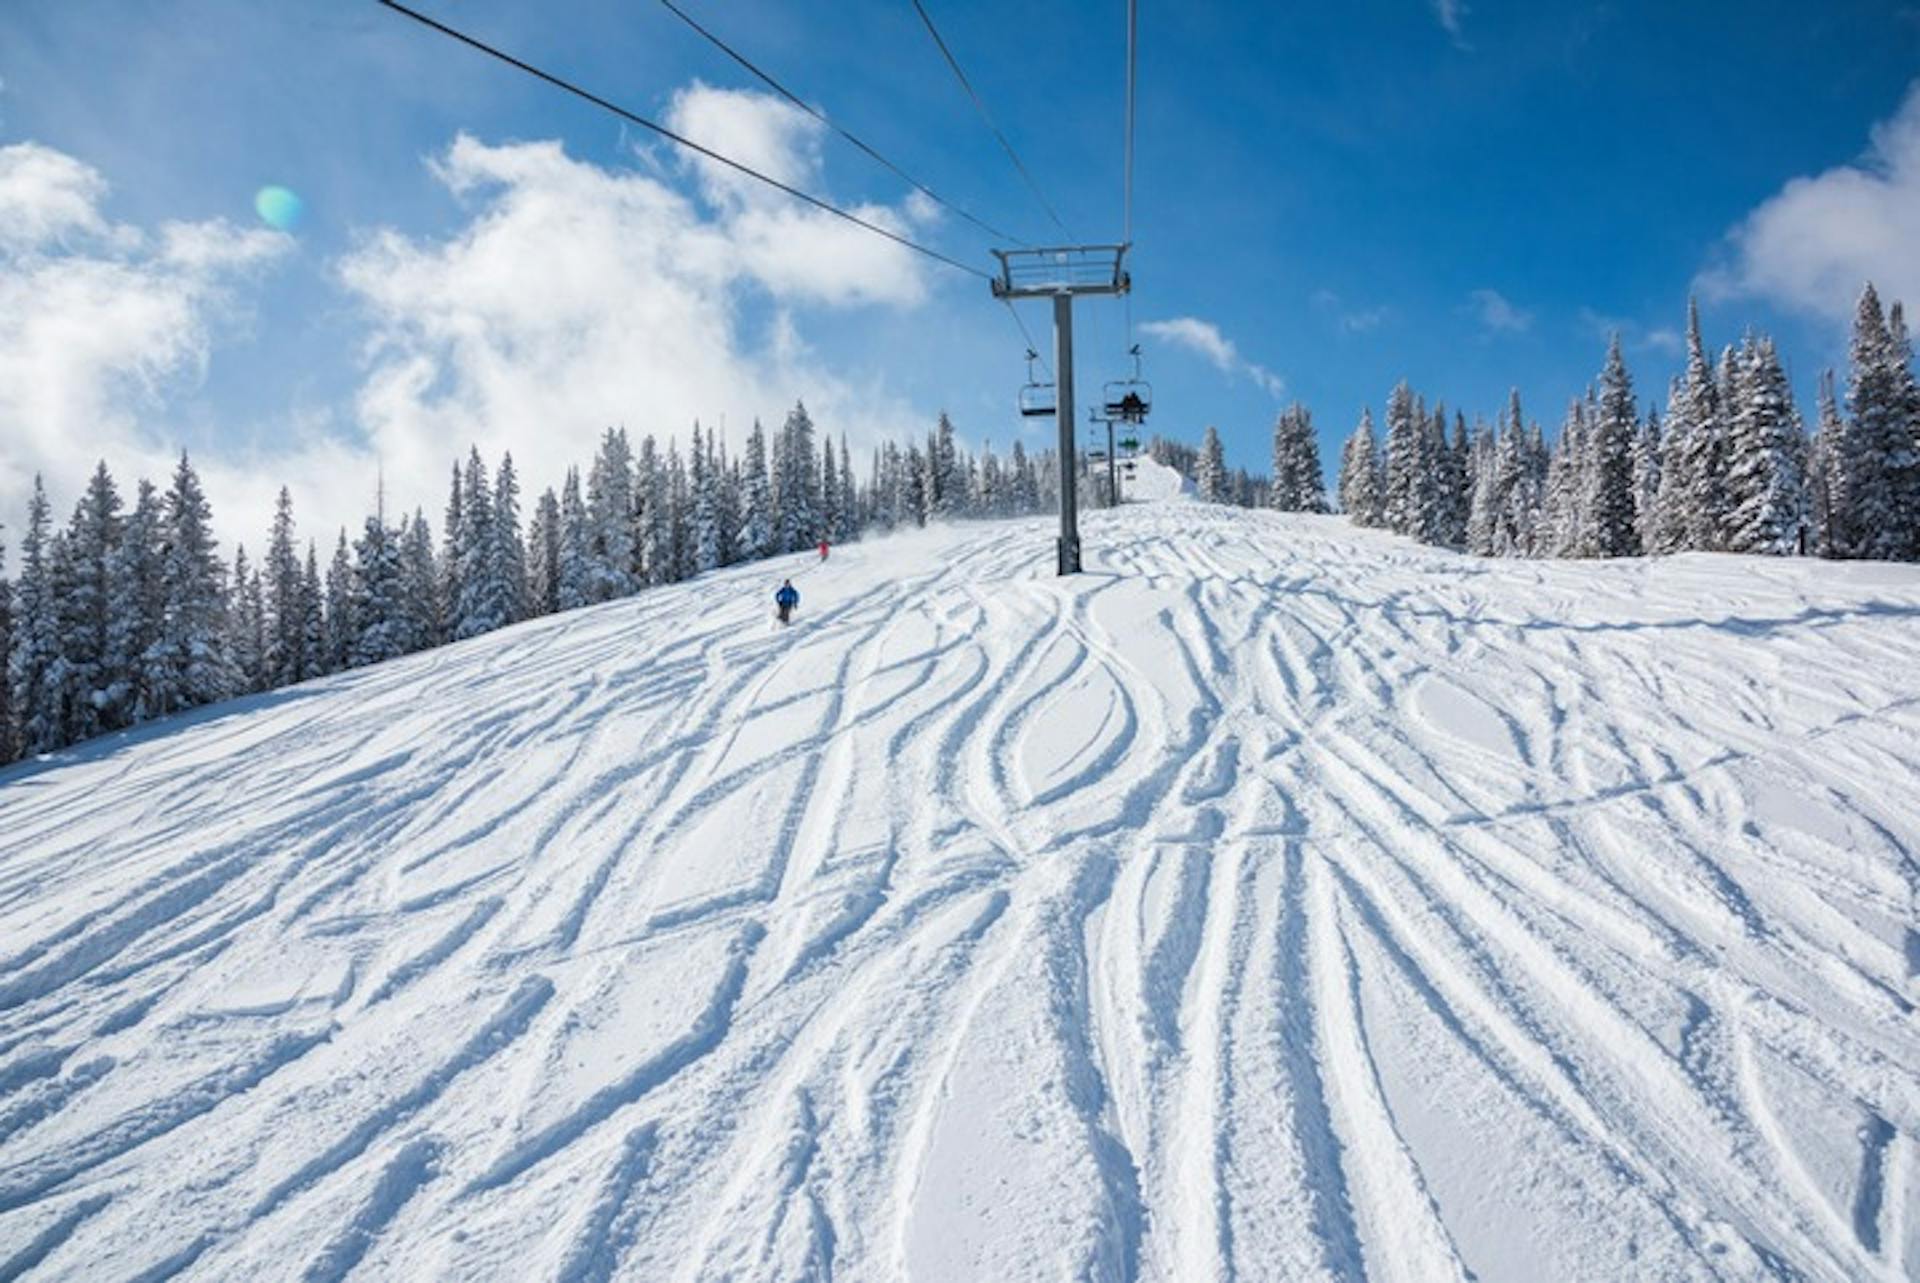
(254, 185, 304, 231)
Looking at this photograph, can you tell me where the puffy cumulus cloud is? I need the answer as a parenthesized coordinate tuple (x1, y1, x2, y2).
(662, 82, 930, 308)
(1701, 82, 1920, 321)
(0, 141, 288, 543)
(340, 123, 929, 532)
(0, 142, 115, 252)
(1138, 316, 1285, 398)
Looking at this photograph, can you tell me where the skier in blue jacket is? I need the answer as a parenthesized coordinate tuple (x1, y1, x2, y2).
(774, 579, 800, 625)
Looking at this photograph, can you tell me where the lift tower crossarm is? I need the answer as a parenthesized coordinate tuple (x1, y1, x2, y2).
(990, 245, 1131, 575)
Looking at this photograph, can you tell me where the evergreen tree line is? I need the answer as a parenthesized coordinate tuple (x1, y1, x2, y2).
(0, 402, 1069, 764)
(1147, 404, 1329, 514)
(1330, 287, 1920, 560)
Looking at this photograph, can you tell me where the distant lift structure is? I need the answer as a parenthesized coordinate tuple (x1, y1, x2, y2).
(992, 245, 1131, 574)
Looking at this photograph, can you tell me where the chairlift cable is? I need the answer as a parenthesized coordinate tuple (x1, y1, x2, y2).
(378, 0, 993, 282)
(1000, 298, 1051, 379)
(655, 0, 1030, 248)
(907, 0, 1072, 239)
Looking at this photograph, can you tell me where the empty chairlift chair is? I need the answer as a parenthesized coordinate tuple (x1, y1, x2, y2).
(1019, 349, 1056, 419)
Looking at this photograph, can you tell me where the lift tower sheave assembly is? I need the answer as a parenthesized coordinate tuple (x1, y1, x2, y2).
(991, 245, 1130, 576)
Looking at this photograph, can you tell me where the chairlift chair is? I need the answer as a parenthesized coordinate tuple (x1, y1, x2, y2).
(1102, 344, 1152, 424)
(1018, 348, 1056, 418)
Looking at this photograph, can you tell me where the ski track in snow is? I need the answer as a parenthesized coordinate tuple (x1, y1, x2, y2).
(3, 489, 1920, 1281)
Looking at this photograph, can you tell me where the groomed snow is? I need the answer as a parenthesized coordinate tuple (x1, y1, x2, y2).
(2, 500, 1918, 1281)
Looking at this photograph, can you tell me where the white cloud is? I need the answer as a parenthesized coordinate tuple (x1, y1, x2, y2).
(661, 83, 928, 308)
(1700, 81, 1920, 320)
(339, 124, 930, 536)
(1430, 0, 1469, 46)
(1138, 316, 1285, 398)
(0, 142, 114, 252)
(2, 89, 937, 558)
(1467, 287, 1532, 333)
(0, 142, 289, 545)
(1310, 288, 1390, 333)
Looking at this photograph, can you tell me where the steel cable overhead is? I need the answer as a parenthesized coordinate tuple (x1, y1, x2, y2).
(378, 0, 993, 281)
(656, 0, 1029, 248)
(907, 0, 1071, 239)
(1122, 0, 1138, 351)
(1123, 0, 1137, 248)
(1001, 298, 1050, 378)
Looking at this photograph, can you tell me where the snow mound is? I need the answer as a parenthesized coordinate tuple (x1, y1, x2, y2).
(1121, 453, 1191, 501)
(3, 504, 1919, 1281)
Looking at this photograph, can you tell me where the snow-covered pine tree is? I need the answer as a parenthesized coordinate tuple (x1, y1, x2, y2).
(1724, 336, 1807, 554)
(637, 436, 670, 586)
(1885, 301, 1920, 559)
(1658, 299, 1728, 553)
(299, 541, 326, 679)
(1585, 335, 1640, 557)
(740, 419, 773, 560)
(1196, 425, 1227, 502)
(144, 454, 234, 718)
(264, 487, 304, 686)
(1381, 382, 1430, 537)
(917, 436, 941, 520)
(1270, 409, 1295, 508)
(586, 427, 638, 599)
(715, 434, 742, 566)
(400, 510, 440, 651)
(324, 529, 355, 673)
(0, 526, 11, 761)
(440, 463, 464, 644)
(228, 544, 266, 695)
(1441, 412, 1470, 546)
(1012, 439, 1039, 515)
(1488, 401, 1525, 555)
(558, 467, 591, 610)
(1542, 400, 1588, 558)
(664, 439, 691, 583)
(1271, 405, 1328, 512)
(527, 487, 562, 617)
(1808, 370, 1842, 557)
(905, 443, 930, 524)
(1648, 375, 1692, 554)
(818, 432, 839, 548)
(60, 462, 125, 739)
(641, 438, 665, 582)
(107, 480, 165, 717)
(778, 403, 820, 550)
(350, 515, 409, 666)
(1337, 408, 1383, 524)
(495, 453, 527, 623)
(1465, 420, 1500, 556)
(930, 412, 961, 518)
(1633, 407, 1663, 554)
(454, 448, 509, 638)
(8, 480, 61, 754)
(838, 436, 857, 540)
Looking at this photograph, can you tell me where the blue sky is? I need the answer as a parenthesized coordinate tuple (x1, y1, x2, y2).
(3, 0, 1919, 547)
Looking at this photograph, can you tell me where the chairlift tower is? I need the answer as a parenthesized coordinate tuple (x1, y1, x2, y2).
(1087, 408, 1119, 509)
(991, 245, 1130, 575)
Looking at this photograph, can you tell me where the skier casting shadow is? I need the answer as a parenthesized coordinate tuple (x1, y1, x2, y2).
(775, 579, 800, 626)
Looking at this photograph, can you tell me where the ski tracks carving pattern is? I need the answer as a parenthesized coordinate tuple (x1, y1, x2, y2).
(0, 505, 1917, 1281)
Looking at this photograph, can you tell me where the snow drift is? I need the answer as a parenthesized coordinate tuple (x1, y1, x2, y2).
(1, 499, 1918, 1281)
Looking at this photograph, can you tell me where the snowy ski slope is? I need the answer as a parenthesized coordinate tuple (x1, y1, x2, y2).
(3, 473, 1919, 1281)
